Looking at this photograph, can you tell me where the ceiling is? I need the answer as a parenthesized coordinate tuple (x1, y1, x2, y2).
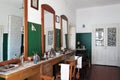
(1, 0, 23, 9)
(65, 0, 120, 10)
(2, 0, 120, 11)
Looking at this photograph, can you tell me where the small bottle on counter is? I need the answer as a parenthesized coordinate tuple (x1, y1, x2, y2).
(20, 54, 24, 65)
(33, 54, 37, 64)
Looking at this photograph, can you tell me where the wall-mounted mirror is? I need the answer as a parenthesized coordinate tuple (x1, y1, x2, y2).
(41, 4, 56, 54)
(0, 0, 24, 62)
(60, 15, 68, 49)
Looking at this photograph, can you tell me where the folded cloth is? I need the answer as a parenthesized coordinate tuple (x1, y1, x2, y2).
(75, 56, 82, 68)
(61, 64, 69, 80)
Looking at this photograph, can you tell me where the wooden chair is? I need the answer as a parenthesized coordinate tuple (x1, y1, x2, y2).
(64, 60, 77, 80)
(40, 75, 54, 80)
(56, 60, 77, 80)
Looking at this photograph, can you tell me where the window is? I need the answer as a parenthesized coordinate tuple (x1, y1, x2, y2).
(95, 28, 104, 46)
(107, 28, 116, 46)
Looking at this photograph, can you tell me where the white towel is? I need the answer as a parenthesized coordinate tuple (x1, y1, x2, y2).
(60, 64, 69, 80)
(75, 56, 79, 60)
(75, 56, 82, 68)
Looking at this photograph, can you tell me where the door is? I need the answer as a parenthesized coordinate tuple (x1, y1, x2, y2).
(92, 24, 119, 66)
(76, 33, 92, 62)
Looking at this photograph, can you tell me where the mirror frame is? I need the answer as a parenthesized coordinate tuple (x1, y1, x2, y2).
(60, 15, 68, 48)
(41, 4, 56, 54)
(24, 0, 28, 60)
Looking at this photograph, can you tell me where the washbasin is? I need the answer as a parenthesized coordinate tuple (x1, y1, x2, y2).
(0, 63, 20, 72)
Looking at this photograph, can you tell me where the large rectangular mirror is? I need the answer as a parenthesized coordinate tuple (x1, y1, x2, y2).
(41, 4, 56, 54)
(44, 10, 54, 51)
(60, 15, 68, 49)
(0, 0, 24, 62)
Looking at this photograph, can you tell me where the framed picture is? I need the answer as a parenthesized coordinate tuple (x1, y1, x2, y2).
(31, 0, 39, 10)
(56, 15, 60, 23)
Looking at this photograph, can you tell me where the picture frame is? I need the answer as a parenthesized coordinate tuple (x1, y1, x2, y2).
(56, 15, 60, 23)
(31, 0, 39, 10)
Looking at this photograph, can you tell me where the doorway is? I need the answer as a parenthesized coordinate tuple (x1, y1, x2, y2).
(76, 33, 92, 62)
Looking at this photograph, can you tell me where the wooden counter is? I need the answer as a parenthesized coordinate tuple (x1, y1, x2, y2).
(0, 51, 75, 80)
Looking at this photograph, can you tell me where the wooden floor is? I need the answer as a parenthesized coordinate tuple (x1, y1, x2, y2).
(79, 65, 120, 80)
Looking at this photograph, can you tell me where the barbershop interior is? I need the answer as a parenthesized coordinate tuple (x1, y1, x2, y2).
(0, 0, 120, 80)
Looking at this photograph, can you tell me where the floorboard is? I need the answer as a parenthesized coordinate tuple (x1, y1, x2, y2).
(78, 65, 120, 80)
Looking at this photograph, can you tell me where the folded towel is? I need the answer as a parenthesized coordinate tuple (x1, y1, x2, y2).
(75, 56, 82, 68)
(61, 64, 69, 80)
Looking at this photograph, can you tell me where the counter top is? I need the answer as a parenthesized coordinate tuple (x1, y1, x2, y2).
(0, 54, 64, 76)
(0, 51, 75, 80)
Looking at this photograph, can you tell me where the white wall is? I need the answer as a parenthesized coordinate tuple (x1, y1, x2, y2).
(68, 26, 76, 49)
(118, 26, 120, 66)
(76, 4, 120, 66)
(0, 25, 3, 61)
(76, 4, 120, 33)
(28, 0, 75, 27)
(0, 2, 23, 33)
(28, 0, 76, 49)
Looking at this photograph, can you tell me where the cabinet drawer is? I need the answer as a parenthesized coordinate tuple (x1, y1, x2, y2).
(45, 71, 53, 76)
(42, 61, 52, 74)
(22, 65, 40, 79)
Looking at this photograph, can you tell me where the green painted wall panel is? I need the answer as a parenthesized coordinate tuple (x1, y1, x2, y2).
(3, 33, 8, 61)
(56, 29, 61, 50)
(76, 33, 92, 61)
(28, 22, 42, 56)
(65, 34, 68, 48)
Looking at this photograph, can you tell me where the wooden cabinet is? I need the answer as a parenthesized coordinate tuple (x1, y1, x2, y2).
(42, 60, 53, 76)
(22, 65, 40, 79)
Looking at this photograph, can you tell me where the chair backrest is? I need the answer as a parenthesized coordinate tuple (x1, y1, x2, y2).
(40, 75, 54, 80)
(64, 60, 77, 80)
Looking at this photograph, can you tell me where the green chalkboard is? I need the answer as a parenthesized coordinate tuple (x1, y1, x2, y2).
(28, 22, 42, 56)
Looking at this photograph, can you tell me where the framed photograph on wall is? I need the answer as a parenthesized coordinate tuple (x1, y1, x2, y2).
(56, 15, 60, 23)
(31, 0, 39, 10)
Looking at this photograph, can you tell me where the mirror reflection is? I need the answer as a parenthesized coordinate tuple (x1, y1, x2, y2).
(0, 0, 24, 62)
(44, 10, 54, 52)
(41, 4, 56, 54)
(61, 15, 68, 49)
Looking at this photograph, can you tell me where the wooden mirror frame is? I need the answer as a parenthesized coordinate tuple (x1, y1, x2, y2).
(24, 0, 28, 60)
(41, 4, 56, 54)
(60, 15, 68, 48)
